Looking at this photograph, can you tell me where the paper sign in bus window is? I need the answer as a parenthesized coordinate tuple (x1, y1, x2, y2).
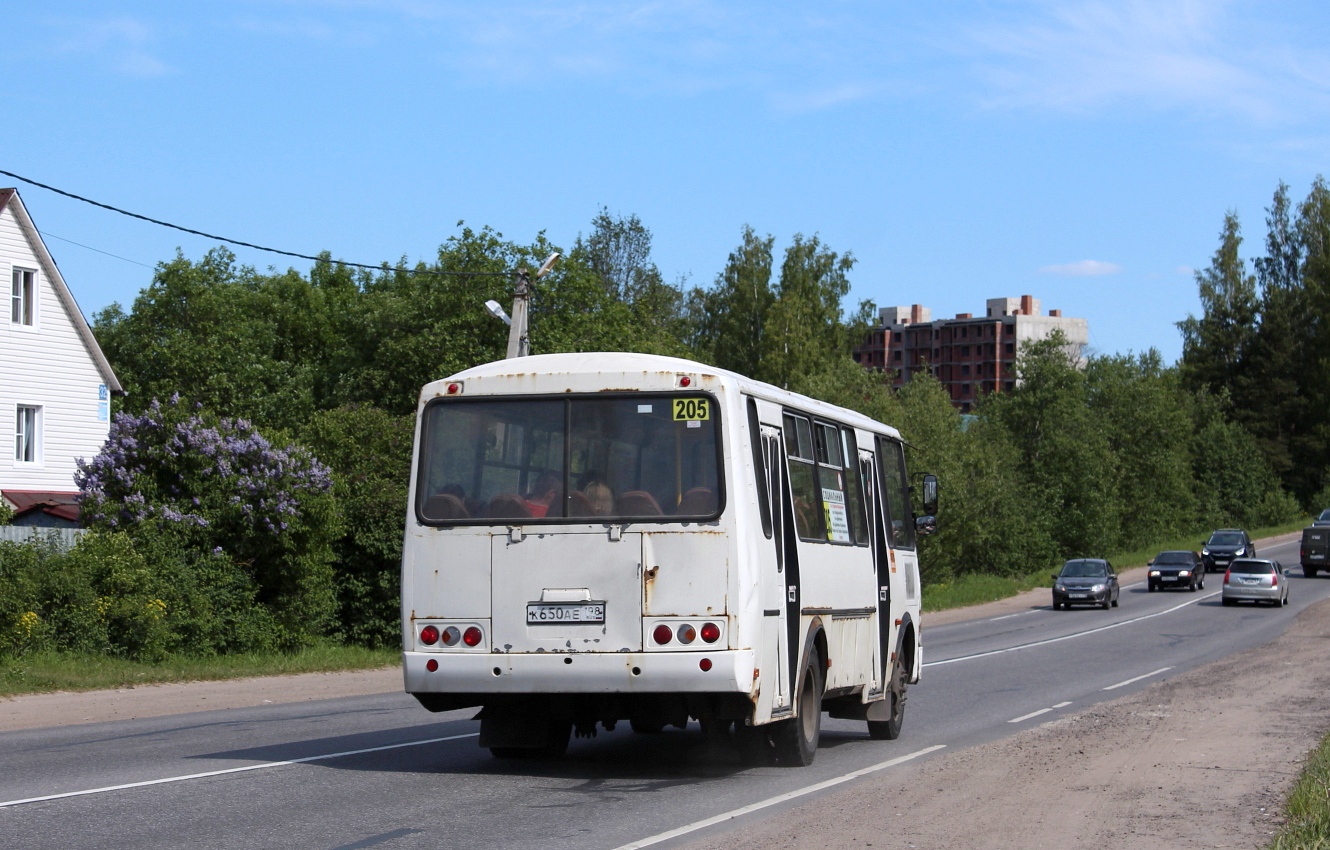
(823, 487, 851, 542)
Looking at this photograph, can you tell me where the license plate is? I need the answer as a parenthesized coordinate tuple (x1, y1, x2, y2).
(1069, 593, 1088, 599)
(1312, 554, 1325, 560)
(527, 602, 606, 624)
(1162, 576, 1178, 582)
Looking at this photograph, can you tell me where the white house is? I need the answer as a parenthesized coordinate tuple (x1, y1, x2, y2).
(0, 188, 122, 527)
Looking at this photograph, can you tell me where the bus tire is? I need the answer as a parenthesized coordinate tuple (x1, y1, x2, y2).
(868, 654, 907, 741)
(773, 652, 822, 767)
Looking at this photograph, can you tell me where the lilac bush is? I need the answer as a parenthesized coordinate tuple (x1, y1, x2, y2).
(76, 396, 340, 649)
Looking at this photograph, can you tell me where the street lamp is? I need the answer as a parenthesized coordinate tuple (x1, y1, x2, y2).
(484, 299, 512, 326)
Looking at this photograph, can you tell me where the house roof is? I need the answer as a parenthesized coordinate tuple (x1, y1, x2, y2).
(3, 489, 82, 523)
(0, 188, 123, 394)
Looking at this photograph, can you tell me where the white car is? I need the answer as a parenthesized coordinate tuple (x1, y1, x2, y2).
(1221, 559, 1290, 607)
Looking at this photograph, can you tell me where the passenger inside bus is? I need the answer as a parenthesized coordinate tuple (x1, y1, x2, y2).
(524, 472, 563, 518)
(584, 480, 614, 515)
(675, 487, 716, 516)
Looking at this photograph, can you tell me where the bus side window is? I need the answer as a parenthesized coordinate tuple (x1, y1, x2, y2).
(783, 412, 824, 541)
(747, 398, 773, 539)
(877, 437, 915, 550)
(841, 428, 870, 546)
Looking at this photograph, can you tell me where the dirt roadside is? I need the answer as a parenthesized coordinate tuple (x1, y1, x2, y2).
(2, 534, 1319, 849)
(682, 533, 1325, 850)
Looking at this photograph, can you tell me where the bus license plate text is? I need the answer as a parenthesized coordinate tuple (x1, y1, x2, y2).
(527, 603, 606, 624)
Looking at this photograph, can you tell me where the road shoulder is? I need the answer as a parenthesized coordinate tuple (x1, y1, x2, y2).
(681, 593, 1330, 850)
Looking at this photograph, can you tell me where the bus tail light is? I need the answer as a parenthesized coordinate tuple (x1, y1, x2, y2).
(441, 626, 461, 646)
(463, 626, 483, 647)
(419, 625, 440, 646)
(676, 624, 696, 644)
(699, 658, 713, 672)
(653, 624, 674, 645)
(700, 622, 721, 644)
(426, 658, 438, 672)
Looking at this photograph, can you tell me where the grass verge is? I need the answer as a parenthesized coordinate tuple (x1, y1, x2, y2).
(1271, 732, 1330, 849)
(0, 642, 398, 698)
(923, 519, 1308, 613)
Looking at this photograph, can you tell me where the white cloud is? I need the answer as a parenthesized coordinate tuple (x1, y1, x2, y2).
(1039, 260, 1123, 276)
(959, 0, 1330, 124)
(1175, 265, 1195, 275)
(53, 16, 175, 77)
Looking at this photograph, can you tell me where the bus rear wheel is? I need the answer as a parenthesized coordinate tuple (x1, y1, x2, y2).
(868, 654, 907, 740)
(773, 653, 822, 766)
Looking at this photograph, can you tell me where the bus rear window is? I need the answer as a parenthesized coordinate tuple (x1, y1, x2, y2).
(417, 395, 721, 524)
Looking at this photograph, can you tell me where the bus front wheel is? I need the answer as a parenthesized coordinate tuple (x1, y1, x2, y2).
(773, 653, 823, 766)
(868, 653, 907, 740)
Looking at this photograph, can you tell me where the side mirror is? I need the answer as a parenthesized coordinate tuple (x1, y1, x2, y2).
(1147, 559, 1154, 566)
(912, 473, 939, 517)
(1052, 573, 1060, 582)
(914, 515, 937, 536)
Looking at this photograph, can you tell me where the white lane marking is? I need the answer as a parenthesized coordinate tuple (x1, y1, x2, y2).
(925, 591, 1220, 668)
(1008, 708, 1053, 724)
(1103, 667, 1173, 691)
(0, 732, 479, 809)
(988, 611, 1039, 622)
(1008, 701, 1074, 724)
(610, 744, 947, 850)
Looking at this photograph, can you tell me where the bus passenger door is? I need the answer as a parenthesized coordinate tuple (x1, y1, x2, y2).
(759, 426, 792, 717)
(861, 449, 890, 697)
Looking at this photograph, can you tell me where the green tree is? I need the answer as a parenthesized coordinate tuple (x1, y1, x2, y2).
(94, 249, 328, 431)
(299, 405, 414, 648)
(763, 234, 857, 389)
(986, 333, 1120, 557)
(689, 226, 776, 378)
(1086, 351, 1196, 549)
(1177, 212, 1257, 401)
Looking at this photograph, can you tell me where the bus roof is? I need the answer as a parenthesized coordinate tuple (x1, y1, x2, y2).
(427, 352, 904, 441)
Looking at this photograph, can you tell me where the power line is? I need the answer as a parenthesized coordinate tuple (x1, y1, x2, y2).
(1, 168, 511, 278)
(37, 229, 155, 269)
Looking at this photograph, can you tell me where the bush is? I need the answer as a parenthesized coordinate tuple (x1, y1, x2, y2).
(299, 405, 414, 647)
(0, 531, 288, 661)
(76, 396, 341, 651)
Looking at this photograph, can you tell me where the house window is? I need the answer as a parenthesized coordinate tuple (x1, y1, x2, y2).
(15, 405, 40, 463)
(11, 268, 36, 326)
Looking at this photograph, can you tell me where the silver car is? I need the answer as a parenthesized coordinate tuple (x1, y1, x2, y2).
(1221, 558, 1290, 607)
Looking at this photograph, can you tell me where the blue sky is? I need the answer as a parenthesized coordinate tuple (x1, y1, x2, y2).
(5, 1, 1329, 363)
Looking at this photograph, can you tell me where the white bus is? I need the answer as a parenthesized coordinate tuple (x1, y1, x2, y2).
(401, 352, 937, 765)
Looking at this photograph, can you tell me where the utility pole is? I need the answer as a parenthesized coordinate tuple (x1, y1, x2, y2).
(505, 268, 531, 359)
(504, 252, 559, 359)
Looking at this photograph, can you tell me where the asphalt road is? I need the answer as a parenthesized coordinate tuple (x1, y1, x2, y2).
(1, 535, 1316, 850)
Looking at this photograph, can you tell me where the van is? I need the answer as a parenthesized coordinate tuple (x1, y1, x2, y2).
(1302, 526, 1329, 577)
